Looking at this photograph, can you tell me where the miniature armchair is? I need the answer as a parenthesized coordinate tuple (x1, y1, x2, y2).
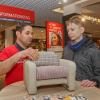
(24, 51, 76, 94)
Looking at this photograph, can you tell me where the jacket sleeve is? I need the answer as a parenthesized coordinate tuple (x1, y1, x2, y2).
(90, 48, 100, 87)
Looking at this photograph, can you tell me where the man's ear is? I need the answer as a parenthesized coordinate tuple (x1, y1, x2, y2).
(16, 31, 20, 38)
(80, 27, 85, 34)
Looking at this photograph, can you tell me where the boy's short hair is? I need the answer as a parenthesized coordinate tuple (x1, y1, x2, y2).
(66, 15, 85, 27)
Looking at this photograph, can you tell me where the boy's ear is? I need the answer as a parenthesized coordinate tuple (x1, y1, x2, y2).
(80, 27, 85, 34)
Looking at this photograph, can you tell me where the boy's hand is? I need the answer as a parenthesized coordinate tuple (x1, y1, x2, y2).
(81, 80, 96, 87)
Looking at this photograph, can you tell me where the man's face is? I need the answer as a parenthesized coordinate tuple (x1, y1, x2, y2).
(18, 25, 33, 47)
(67, 23, 84, 43)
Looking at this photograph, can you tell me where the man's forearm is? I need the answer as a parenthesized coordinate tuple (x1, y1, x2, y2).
(0, 53, 22, 75)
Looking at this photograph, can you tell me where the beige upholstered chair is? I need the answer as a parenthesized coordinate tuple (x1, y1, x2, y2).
(24, 51, 76, 94)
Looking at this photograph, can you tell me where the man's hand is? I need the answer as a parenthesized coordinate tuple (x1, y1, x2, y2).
(81, 80, 96, 87)
(19, 48, 39, 61)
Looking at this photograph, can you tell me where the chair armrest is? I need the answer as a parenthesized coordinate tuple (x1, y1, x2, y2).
(59, 59, 76, 90)
(24, 60, 37, 94)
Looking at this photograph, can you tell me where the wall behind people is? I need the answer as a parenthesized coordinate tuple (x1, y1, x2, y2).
(0, 31, 5, 51)
(5, 25, 16, 47)
(31, 26, 46, 51)
(33, 27, 46, 40)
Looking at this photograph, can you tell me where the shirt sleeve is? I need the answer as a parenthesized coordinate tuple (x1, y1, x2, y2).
(0, 49, 9, 61)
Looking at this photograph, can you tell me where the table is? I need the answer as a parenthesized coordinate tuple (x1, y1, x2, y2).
(0, 81, 28, 100)
(0, 81, 100, 100)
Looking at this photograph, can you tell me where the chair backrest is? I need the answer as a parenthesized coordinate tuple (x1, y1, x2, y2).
(34, 51, 59, 66)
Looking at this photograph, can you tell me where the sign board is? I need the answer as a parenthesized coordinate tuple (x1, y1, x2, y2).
(0, 5, 35, 23)
(46, 21, 64, 49)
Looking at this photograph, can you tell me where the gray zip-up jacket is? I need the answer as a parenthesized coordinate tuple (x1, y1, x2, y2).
(63, 36, 100, 87)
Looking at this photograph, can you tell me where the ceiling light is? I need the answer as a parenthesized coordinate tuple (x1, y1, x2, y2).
(62, 0, 68, 3)
(53, 7, 64, 13)
(81, 18, 86, 22)
(58, 0, 68, 4)
(82, 15, 100, 24)
(58, 1, 62, 4)
(41, 30, 44, 32)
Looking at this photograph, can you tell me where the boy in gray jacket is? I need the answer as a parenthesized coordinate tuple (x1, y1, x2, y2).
(63, 15, 100, 88)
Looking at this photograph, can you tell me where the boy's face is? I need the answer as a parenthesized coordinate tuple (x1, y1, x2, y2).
(67, 22, 84, 43)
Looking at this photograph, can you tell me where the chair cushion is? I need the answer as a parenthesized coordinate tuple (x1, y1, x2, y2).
(36, 66, 68, 80)
(34, 51, 59, 66)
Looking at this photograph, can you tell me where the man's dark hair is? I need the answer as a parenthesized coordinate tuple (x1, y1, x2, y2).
(16, 23, 32, 32)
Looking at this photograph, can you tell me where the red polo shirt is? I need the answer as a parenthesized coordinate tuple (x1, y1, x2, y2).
(0, 44, 24, 85)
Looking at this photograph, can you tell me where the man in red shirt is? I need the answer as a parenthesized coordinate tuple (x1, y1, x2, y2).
(0, 23, 39, 85)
